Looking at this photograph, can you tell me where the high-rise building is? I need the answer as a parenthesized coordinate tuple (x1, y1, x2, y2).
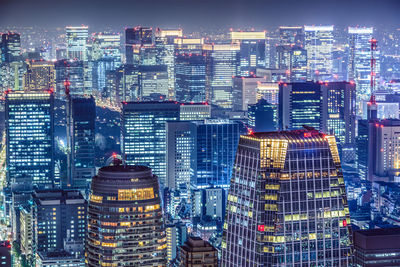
(248, 99, 278, 132)
(354, 228, 400, 267)
(255, 82, 279, 104)
(179, 103, 211, 121)
(166, 121, 193, 191)
(86, 165, 167, 267)
(323, 82, 357, 153)
(155, 28, 183, 100)
(279, 26, 304, 46)
(304, 25, 334, 81)
(33, 189, 86, 256)
(231, 31, 266, 76)
(179, 236, 218, 267)
(190, 119, 241, 189)
(0, 61, 25, 92)
(174, 38, 204, 55)
(166, 221, 188, 264)
(368, 119, 400, 182)
(276, 45, 307, 82)
(24, 60, 55, 91)
(122, 101, 180, 187)
(1, 32, 21, 63)
(125, 27, 153, 65)
(66, 97, 96, 189)
(221, 129, 353, 266)
(232, 76, 266, 111)
(175, 53, 207, 103)
(91, 32, 122, 91)
(203, 43, 240, 109)
(6, 90, 55, 189)
(66, 26, 89, 61)
(55, 60, 85, 98)
(279, 82, 325, 131)
(138, 65, 169, 100)
(348, 27, 379, 98)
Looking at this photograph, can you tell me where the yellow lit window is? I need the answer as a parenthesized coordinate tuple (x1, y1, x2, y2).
(90, 194, 103, 203)
(118, 188, 154, 201)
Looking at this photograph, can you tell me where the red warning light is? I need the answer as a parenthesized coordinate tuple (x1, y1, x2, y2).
(342, 219, 347, 227)
(258, 225, 265, 231)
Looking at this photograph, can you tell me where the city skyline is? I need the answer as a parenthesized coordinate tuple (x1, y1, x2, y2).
(1, 0, 400, 30)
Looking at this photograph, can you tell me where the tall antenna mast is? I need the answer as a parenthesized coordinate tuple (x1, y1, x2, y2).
(370, 38, 377, 94)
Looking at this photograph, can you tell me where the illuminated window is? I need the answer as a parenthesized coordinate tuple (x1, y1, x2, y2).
(118, 188, 154, 201)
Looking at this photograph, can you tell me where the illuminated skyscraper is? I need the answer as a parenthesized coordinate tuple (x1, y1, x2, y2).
(125, 27, 153, 65)
(55, 60, 85, 98)
(203, 43, 240, 109)
(66, 26, 89, 61)
(276, 46, 307, 82)
(122, 101, 180, 187)
(155, 28, 183, 99)
(221, 129, 353, 266)
(66, 97, 96, 189)
(248, 99, 278, 132)
(348, 27, 379, 98)
(232, 76, 266, 111)
(33, 189, 86, 257)
(86, 165, 167, 266)
(323, 82, 357, 156)
(138, 65, 169, 100)
(304, 25, 334, 81)
(175, 53, 207, 103)
(6, 90, 54, 189)
(279, 82, 324, 131)
(1, 32, 21, 63)
(91, 32, 122, 91)
(24, 60, 55, 91)
(231, 31, 267, 76)
(279, 26, 304, 46)
(190, 119, 241, 189)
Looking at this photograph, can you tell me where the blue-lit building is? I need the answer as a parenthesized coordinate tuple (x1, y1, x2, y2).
(204, 43, 240, 109)
(33, 189, 86, 257)
(230, 31, 266, 76)
(6, 90, 55, 189)
(279, 82, 324, 131)
(190, 119, 241, 189)
(248, 99, 278, 132)
(122, 101, 180, 187)
(55, 60, 85, 98)
(125, 27, 153, 65)
(66, 97, 96, 189)
(175, 53, 207, 103)
(1, 32, 21, 63)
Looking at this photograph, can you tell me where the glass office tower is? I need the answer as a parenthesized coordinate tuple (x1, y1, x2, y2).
(86, 165, 166, 266)
(6, 90, 55, 189)
(190, 119, 241, 189)
(348, 27, 379, 99)
(67, 97, 96, 189)
(230, 31, 267, 76)
(203, 43, 240, 109)
(279, 82, 324, 131)
(304, 26, 334, 81)
(175, 53, 207, 103)
(66, 26, 89, 61)
(122, 101, 180, 188)
(221, 129, 353, 266)
(1, 32, 21, 63)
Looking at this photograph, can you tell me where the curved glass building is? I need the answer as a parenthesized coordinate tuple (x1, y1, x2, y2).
(86, 165, 167, 266)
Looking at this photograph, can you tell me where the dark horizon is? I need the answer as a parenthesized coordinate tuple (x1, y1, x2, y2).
(1, 0, 400, 30)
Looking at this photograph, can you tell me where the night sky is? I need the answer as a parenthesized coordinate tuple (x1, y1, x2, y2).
(0, 0, 400, 29)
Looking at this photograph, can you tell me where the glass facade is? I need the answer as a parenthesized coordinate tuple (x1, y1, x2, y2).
(203, 43, 240, 109)
(230, 31, 266, 76)
(175, 53, 207, 103)
(304, 26, 334, 81)
(66, 26, 89, 61)
(279, 82, 323, 131)
(86, 165, 166, 266)
(190, 119, 241, 189)
(221, 130, 353, 266)
(6, 90, 54, 189)
(67, 97, 96, 189)
(122, 101, 180, 188)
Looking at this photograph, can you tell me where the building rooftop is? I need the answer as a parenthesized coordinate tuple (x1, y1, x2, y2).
(181, 236, 217, 253)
